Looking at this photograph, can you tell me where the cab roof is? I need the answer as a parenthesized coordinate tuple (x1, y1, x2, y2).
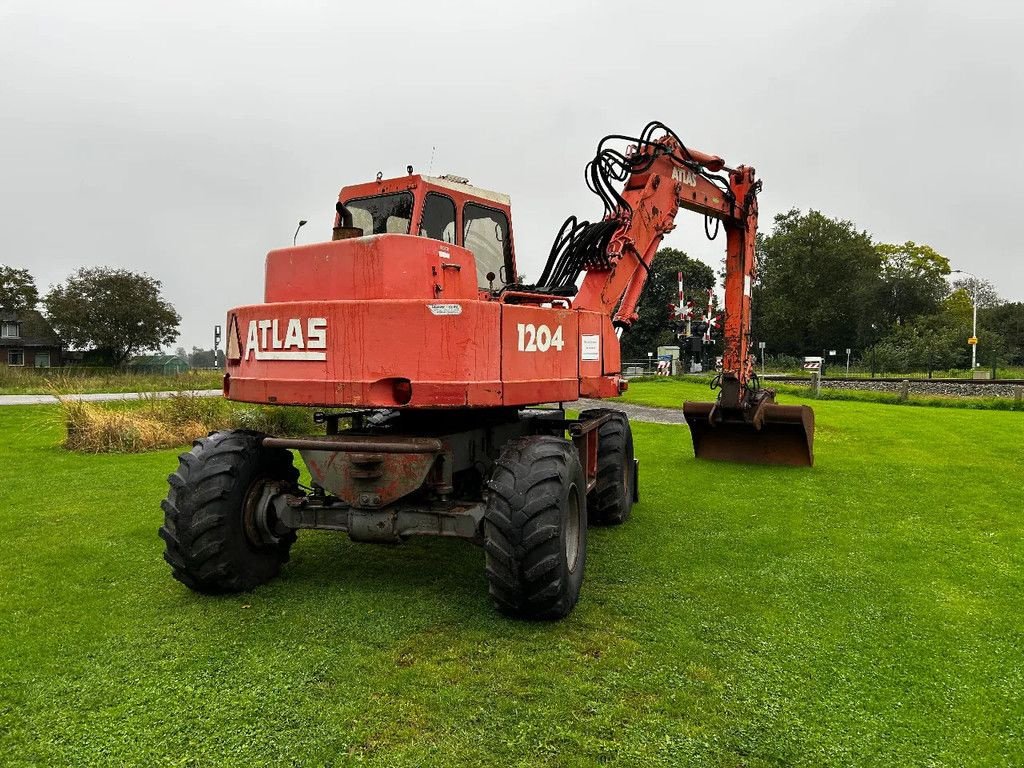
(340, 173, 510, 208)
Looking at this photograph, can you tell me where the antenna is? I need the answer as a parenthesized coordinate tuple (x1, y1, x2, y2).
(428, 145, 436, 175)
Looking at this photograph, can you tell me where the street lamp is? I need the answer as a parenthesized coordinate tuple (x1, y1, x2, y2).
(293, 219, 308, 246)
(951, 269, 979, 369)
(870, 323, 878, 377)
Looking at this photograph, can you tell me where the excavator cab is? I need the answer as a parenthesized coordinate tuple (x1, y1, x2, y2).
(333, 173, 517, 293)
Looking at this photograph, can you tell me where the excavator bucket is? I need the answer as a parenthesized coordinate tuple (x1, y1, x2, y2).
(682, 401, 815, 467)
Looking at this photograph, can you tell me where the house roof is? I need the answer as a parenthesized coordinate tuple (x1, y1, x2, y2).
(0, 309, 62, 348)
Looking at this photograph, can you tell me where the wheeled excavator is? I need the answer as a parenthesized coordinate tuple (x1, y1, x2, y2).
(160, 121, 814, 619)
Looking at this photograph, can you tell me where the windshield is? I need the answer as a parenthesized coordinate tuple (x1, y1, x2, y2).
(344, 192, 414, 236)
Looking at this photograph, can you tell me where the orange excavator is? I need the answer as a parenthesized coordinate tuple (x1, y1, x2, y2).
(160, 121, 813, 619)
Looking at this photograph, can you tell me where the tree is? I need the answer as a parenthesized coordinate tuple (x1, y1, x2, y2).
(0, 265, 39, 311)
(979, 301, 1024, 366)
(951, 276, 1001, 309)
(188, 347, 225, 368)
(864, 288, 996, 375)
(875, 241, 950, 326)
(753, 209, 881, 355)
(44, 267, 181, 367)
(869, 310, 970, 375)
(619, 248, 715, 361)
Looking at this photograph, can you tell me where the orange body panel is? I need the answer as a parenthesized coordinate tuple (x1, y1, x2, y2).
(223, 134, 757, 412)
(500, 304, 580, 404)
(225, 234, 624, 408)
(265, 235, 480, 304)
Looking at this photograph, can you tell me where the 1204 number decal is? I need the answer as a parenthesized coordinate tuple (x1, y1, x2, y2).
(517, 323, 565, 352)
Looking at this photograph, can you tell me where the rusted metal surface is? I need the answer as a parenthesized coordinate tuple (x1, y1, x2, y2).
(264, 435, 443, 454)
(299, 444, 441, 509)
(273, 493, 485, 544)
(568, 414, 608, 493)
(243, 479, 293, 547)
(683, 399, 814, 467)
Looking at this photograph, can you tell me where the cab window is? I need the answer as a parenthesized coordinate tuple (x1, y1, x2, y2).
(419, 193, 456, 243)
(345, 192, 414, 235)
(464, 203, 511, 290)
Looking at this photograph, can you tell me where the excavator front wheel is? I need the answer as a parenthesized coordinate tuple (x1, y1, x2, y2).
(159, 430, 299, 593)
(483, 435, 587, 620)
(579, 408, 636, 525)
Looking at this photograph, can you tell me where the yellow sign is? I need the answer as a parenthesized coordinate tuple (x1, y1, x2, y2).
(968, 336, 978, 345)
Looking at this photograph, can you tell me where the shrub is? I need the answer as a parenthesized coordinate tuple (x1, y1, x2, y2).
(59, 394, 316, 453)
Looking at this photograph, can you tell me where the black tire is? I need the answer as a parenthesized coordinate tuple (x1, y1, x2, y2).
(159, 430, 299, 593)
(483, 436, 587, 620)
(579, 408, 635, 526)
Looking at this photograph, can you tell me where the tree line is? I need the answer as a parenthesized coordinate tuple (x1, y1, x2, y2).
(621, 210, 1022, 374)
(753, 209, 1021, 372)
(4, 210, 1021, 375)
(0, 265, 179, 366)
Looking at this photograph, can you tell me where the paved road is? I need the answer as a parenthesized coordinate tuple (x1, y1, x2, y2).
(0, 389, 689, 426)
(0, 390, 222, 406)
(576, 398, 688, 425)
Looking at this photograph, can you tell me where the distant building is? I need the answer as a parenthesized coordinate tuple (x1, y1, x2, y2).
(0, 309, 62, 368)
(127, 354, 190, 375)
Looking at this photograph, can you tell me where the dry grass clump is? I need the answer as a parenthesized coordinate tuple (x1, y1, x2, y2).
(61, 398, 215, 453)
(59, 392, 314, 453)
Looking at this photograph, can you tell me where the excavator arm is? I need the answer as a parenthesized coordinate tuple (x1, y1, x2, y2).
(543, 122, 814, 466)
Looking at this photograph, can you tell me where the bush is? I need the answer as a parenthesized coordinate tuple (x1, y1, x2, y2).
(61, 399, 208, 453)
(59, 394, 316, 453)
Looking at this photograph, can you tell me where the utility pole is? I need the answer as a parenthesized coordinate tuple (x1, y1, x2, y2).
(952, 269, 979, 369)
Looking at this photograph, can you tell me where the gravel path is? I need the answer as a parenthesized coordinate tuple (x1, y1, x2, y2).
(0, 389, 222, 406)
(576, 398, 688, 425)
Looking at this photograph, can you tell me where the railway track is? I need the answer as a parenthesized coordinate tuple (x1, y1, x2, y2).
(763, 375, 1024, 386)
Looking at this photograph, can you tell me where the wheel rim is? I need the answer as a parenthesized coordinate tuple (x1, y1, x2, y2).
(242, 477, 286, 548)
(565, 484, 582, 572)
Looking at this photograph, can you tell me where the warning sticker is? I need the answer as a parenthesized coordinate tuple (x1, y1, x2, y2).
(428, 303, 462, 316)
(581, 334, 600, 361)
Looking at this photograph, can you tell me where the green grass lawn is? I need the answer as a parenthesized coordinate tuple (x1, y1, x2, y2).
(622, 375, 1022, 411)
(0, 369, 223, 395)
(1, 399, 1022, 766)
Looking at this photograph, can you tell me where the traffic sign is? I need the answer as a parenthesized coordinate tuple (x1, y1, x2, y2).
(968, 336, 978, 345)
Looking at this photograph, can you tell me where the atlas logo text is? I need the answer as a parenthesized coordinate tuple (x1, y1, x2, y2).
(244, 318, 327, 361)
(671, 166, 698, 187)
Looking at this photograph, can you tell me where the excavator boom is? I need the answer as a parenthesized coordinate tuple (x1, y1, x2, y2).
(547, 121, 814, 467)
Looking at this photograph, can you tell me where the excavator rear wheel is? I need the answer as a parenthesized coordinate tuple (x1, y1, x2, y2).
(483, 435, 587, 620)
(579, 408, 635, 525)
(159, 430, 299, 593)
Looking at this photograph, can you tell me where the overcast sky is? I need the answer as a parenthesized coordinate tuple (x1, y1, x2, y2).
(2, 0, 1022, 349)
